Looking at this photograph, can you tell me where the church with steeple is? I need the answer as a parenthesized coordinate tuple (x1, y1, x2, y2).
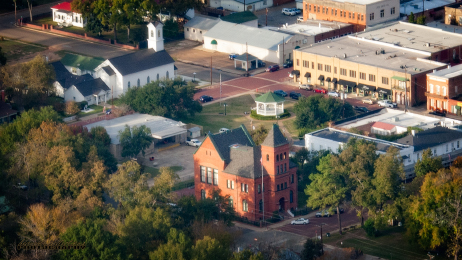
(194, 124, 298, 221)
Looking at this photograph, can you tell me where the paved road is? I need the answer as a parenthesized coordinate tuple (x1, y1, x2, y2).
(176, 62, 238, 85)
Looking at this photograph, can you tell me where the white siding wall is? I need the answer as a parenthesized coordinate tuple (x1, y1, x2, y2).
(215, 0, 273, 11)
(64, 86, 85, 103)
(411, 139, 462, 164)
(365, 0, 400, 26)
(54, 82, 65, 98)
(185, 27, 208, 42)
(122, 63, 175, 93)
(52, 10, 85, 27)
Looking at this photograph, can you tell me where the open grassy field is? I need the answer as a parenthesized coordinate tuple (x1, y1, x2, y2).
(0, 38, 47, 61)
(144, 165, 183, 178)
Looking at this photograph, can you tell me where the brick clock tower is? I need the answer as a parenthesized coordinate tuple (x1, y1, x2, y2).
(194, 124, 298, 221)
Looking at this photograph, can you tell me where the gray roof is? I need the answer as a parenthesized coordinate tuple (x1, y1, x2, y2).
(188, 126, 201, 133)
(73, 78, 110, 97)
(184, 16, 219, 30)
(428, 64, 462, 79)
(107, 49, 174, 76)
(223, 145, 266, 178)
(396, 126, 462, 152)
(232, 0, 264, 4)
(208, 124, 255, 163)
(101, 66, 115, 76)
(51, 61, 95, 89)
(262, 124, 288, 148)
(204, 21, 293, 51)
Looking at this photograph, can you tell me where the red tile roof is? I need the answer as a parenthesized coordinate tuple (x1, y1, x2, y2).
(371, 122, 396, 131)
(51, 2, 73, 12)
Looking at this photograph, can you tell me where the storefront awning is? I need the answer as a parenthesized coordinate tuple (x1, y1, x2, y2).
(338, 80, 356, 87)
(318, 75, 324, 80)
(360, 84, 375, 91)
(391, 76, 409, 81)
(290, 70, 300, 76)
(326, 77, 331, 82)
(331, 78, 338, 83)
(305, 72, 311, 77)
(377, 87, 392, 95)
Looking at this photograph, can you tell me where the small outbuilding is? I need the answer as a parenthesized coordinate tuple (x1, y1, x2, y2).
(188, 126, 202, 139)
(255, 91, 285, 116)
(184, 16, 219, 42)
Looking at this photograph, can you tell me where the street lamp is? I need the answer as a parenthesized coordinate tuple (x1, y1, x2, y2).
(315, 223, 327, 255)
(193, 72, 196, 82)
(224, 103, 227, 115)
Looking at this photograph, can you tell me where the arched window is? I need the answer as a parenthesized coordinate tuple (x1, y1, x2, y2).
(290, 190, 293, 203)
(276, 154, 279, 161)
(242, 200, 248, 212)
(147, 76, 150, 83)
(259, 199, 263, 212)
(229, 196, 233, 208)
(137, 79, 140, 87)
(128, 81, 130, 89)
(436, 85, 441, 95)
(266, 154, 269, 161)
(157, 73, 159, 81)
(429, 84, 434, 93)
(158, 29, 161, 38)
(166, 71, 169, 79)
(201, 189, 206, 200)
(443, 87, 447, 96)
(151, 30, 154, 37)
(283, 152, 286, 159)
(280, 153, 283, 160)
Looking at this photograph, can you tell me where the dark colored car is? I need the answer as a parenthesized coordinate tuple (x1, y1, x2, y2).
(429, 110, 446, 117)
(290, 91, 302, 100)
(354, 106, 369, 113)
(274, 90, 288, 97)
(258, 60, 266, 67)
(334, 208, 345, 214)
(266, 65, 280, 72)
(199, 95, 213, 103)
(216, 6, 223, 10)
(229, 53, 238, 60)
(105, 109, 112, 115)
(283, 60, 293, 68)
(314, 88, 327, 94)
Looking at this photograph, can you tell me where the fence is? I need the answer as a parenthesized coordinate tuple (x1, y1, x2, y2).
(63, 116, 77, 122)
(171, 179, 194, 191)
(333, 107, 384, 126)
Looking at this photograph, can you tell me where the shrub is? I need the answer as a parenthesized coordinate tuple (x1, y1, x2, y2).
(363, 218, 377, 237)
(250, 109, 290, 120)
(78, 101, 88, 110)
(65, 101, 80, 115)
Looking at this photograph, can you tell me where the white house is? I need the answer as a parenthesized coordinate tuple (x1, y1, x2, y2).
(60, 53, 105, 77)
(210, 0, 273, 12)
(94, 22, 175, 98)
(51, 2, 86, 27)
(184, 16, 220, 42)
(64, 78, 111, 105)
(203, 21, 308, 64)
(370, 122, 407, 136)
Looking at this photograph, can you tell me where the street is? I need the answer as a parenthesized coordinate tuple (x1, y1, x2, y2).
(176, 61, 239, 84)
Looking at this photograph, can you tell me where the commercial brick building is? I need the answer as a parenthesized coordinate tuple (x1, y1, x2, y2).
(194, 124, 298, 221)
(445, 4, 462, 26)
(426, 64, 462, 115)
(301, 0, 400, 31)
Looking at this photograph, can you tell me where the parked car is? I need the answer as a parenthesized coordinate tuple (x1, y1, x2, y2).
(186, 139, 202, 147)
(334, 208, 345, 214)
(429, 110, 446, 117)
(314, 88, 327, 94)
(283, 60, 293, 68)
(219, 128, 230, 133)
(258, 60, 266, 67)
(291, 218, 309, 225)
(290, 91, 302, 100)
(362, 98, 374, 105)
(377, 100, 397, 108)
(316, 210, 331, 218)
(291, 8, 302, 14)
(229, 53, 238, 60)
(216, 7, 223, 10)
(354, 106, 369, 113)
(297, 16, 304, 22)
(299, 84, 313, 90)
(282, 8, 296, 15)
(14, 183, 28, 191)
(274, 90, 288, 97)
(105, 109, 112, 115)
(327, 91, 339, 97)
(266, 65, 280, 72)
(199, 95, 213, 103)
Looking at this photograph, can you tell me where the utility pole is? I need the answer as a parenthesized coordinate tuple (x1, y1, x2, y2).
(220, 73, 222, 105)
(111, 86, 114, 109)
(210, 56, 212, 85)
(404, 66, 407, 113)
(246, 42, 249, 75)
(261, 160, 264, 227)
(282, 36, 285, 64)
(315, 223, 326, 255)
(266, 8, 268, 26)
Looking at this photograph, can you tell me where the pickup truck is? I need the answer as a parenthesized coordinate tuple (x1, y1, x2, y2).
(299, 84, 313, 90)
(291, 218, 309, 225)
(186, 139, 202, 147)
(377, 100, 397, 108)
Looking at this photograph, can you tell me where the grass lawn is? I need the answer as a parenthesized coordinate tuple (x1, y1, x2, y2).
(324, 227, 448, 260)
(201, 94, 256, 114)
(282, 118, 299, 138)
(0, 38, 47, 61)
(54, 49, 93, 58)
(172, 179, 194, 191)
(32, 16, 55, 26)
(78, 105, 104, 117)
(144, 166, 183, 178)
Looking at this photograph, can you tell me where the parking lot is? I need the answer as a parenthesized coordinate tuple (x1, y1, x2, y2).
(255, 2, 300, 27)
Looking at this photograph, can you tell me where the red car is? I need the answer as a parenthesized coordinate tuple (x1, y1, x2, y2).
(314, 88, 327, 94)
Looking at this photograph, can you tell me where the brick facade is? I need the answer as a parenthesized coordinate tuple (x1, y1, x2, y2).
(426, 65, 462, 115)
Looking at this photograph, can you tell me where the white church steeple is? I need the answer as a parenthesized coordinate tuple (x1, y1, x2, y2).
(147, 22, 164, 52)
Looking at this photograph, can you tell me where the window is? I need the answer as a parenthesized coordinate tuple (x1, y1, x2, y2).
(446, 144, 449, 152)
(231, 181, 235, 189)
(311, 62, 314, 69)
(317, 6, 320, 12)
(382, 77, 389, 85)
(309, 4, 311, 11)
(291, 174, 294, 183)
(349, 70, 356, 78)
(434, 149, 437, 156)
(349, 12, 351, 19)
(186, 28, 189, 32)
(147, 76, 150, 83)
(227, 180, 230, 188)
(361, 15, 364, 21)
(353, 12, 355, 19)
(359, 72, 366, 80)
(290, 190, 294, 203)
(245, 184, 248, 193)
(158, 30, 161, 37)
(243, 200, 248, 212)
(340, 68, 347, 76)
(335, 9, 337, 16)
(331, 8, 333, 15)
(325, 65, 331, 72)
(241, 183, 245, 192)
(283, 152, 286, 159)
(334, 67, 337, 74)
(370, 13, 374, 20)
(229, 196, 233, 207)
(391, 7, 395, 15)
(258, 184, 261, 193)
(137, 78, 140, 87)
(166, 71, 169, 79)
(259, 200, 263, 212)
(443, 87, 447, 96)
(151, 30, 154, 37)
(213, 169, 218, 185)
(277, 165, 280, 174)
(200, 31, 202, 34)
(318, 63, 323, 71)
(201, 189, 206, 200)
(276, 154, 279, 161)
(284, 163, 287, 172)
(280, 153, 283, 160)
(207, 168, 212, 184)
(303, 60, 309, 68)
(266, 154, 269, 161)
(296, 59, 299, 66)
(322, 7, 325, 13)
(436, 85, 440, 95)
(285, 182, 287, 189)
(430, 84, 434, 93)
(128, 81, 131, 89)
(380, 9, 384, 18)
(277, 184, 280, 191)
(340, 10, 343, 17)
(326, 7, 329, 14)
(369, 74, 376, 82)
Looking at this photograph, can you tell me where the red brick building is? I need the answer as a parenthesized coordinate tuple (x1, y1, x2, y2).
(194, 124, 298, 221)
(426, 64, 462, 115)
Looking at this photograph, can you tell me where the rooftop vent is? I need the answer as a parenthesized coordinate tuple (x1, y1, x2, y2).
(403, 30, 411, 33)
(393, 41, 400, 46)
(393, 117, 399, 122)
(343, 53, 347, 58)
(230, 144, 240, 148)
(425, 42, 431, 47)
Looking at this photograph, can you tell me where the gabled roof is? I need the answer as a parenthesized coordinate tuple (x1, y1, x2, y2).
(207, 124, 255, 163)
(0, 101, 18, 118)
(51, 61, 94, 89)
(396, 126, 462, 152)
(60, 54, 105, 71)
(223, 145, 266, 179)
(51, 2, 73, 12)
(107, 49, 174, 76)
(371, 122, 396, 131)
(101, 66, 115, 76)
(262, 124, 288, 148)
(255, 92, 285, 103)
(184, 16, 219, 30)
(51, 61, 71, 82)
(73, 78, 110, 97)
(221, 11, 258, 24)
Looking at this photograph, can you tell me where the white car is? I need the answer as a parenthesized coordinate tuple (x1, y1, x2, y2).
(291, 218, 309, 225)
(378, 100, 397, 108)
(316, 210, 331, 218)
(297, 16, 304, 22)
(299, 84, 313, 90)
(282, 8, 296, 16)
(362, 99, 374, 105)
(327, 91, 339, 97)
(219, 128, 230, 133)
(186, 139, 202, 147)
(291, 8, 302, 14)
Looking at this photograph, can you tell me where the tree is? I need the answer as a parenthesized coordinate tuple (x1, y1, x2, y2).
(149, 228, 191, 260)
(122, 0, 143, 41)
(191, 236, 230, 260)
(232, 250, 263, 260)
(300, 238, 323, 260)
(160, 0, 204, 16)
(26, 0, 33, 22)
(94, 0, 125, 42)
(250, 125, 268, 146)
(372, 147, 404, 208)
(163, 19, 179, 39)
(408, 12, 415, 23)
(0, 46, 6, 66)
(150, 167, 179, 204)
(414, 148, 443, 177)
(65, 101, 80, 115)
(118, 124, 154, 159)
(416, 15, 426, 25)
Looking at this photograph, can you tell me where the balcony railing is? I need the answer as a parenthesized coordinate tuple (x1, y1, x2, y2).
(425, 92, 447, 99)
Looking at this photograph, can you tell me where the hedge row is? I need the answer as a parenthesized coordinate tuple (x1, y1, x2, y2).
(250, 109, 290, 120)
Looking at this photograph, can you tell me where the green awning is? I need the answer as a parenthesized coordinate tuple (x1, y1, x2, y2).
(211, 39, 217, 45)
(295, 46, 300, 49)
(391, 76, 409, 81)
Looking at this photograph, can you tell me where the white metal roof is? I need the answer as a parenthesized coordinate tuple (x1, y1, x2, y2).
(428, 64, 462, 79)
(184, 16, 219, 31)
(400, 0, 455, 16)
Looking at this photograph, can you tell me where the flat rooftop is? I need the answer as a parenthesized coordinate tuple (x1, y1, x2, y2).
(426, 21, 462, 35)
(400, 0, 455, 15)
(336, 108, 462, 130)
(428, 64, 462, 79)
(85, 113, 187, 144)
(326, 0, 387, 5)
(298, 36, 443, 74)
(359, 21, 462, 54)
(264, 20, 352, 37)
